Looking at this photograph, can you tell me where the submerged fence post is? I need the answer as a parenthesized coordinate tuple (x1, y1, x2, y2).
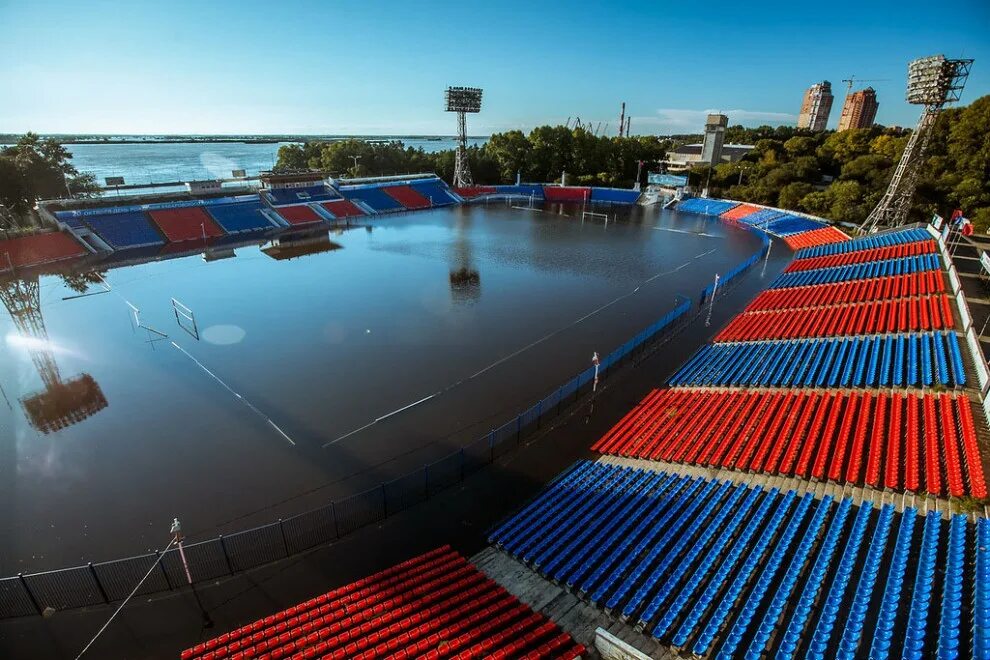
(89, 562, 110, 604)
(219, 535, 234, 574)
(18, 574, 42, 615)
(277, 519, 289, 557)
(157, 550, 173, 590)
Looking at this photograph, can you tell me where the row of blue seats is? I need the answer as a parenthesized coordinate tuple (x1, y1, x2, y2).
(765, 215, 826, 236)
(266, 186, 338, 206)
(739, 208, 785, 225)
(675, 197, 739, 216)
(494, 184, 545, 199)
(975, 518, 989, 659)
(340, 186, 404, 212)
(206, 201, 275, 234)
(83, 211, 164, 249)
(408, 179, 458, 205)
(771, 253, 941, 289)
(489, 460, 982, 658)
(796, 227, 933, 259)
(669, 332, 966, 388)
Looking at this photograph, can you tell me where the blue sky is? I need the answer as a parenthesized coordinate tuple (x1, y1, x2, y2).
(2, 0, 988, 136)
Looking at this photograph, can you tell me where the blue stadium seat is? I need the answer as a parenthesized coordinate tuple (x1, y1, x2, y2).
(408, 179, 458, 206)
(340, 186, 405, 213)
(206, 201, 274, 234)
(84, 211, 164, 249)
(795, 227, 932, 258)
(267, 186, 339, 206)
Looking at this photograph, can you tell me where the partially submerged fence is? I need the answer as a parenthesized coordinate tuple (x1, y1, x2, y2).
(0, 296, 694, 618)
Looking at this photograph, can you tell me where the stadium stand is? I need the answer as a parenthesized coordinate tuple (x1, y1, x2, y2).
(770, 254, 941, 288)
(266, 185, 338, 206)
(453, 185, 497, 198)
(490, 461, 985, 657)
(147, 207, 225, 242)
(764, 215, 825, 237)
(745, 272, 945, 311)
(786, 239, 937, 272)
(714, 294, 952, 341)
(590, 187, 641, 204)
(53, 211, 87, 231)
(319, 199, 366, 219)
(205, 201, 274, 234)
(275, 205, 324, 226)
(784, 225, 849, 250)
(590, 389, 986, 496)
(83, 211, 165, 249)
(738, 208, 785, 226)
(180, 545, 584, 660)
(719, 203, 761, 222)
(675, 197, 738, 215)
(494, 184, 544, 199)
(796, 227, 933, 258)
(340, 186, 406, 213)
(0, 232, 87, 270)
(383, 185, 432, 209)
(543, 186, 591, 203)
(409, 179, 459, 205)
(669, 332, 965, 388)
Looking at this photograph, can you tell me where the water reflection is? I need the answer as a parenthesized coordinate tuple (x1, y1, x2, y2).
(262, 229, 344, 261)
(449, 208, 481, 303)
(0, 276, 107, 434)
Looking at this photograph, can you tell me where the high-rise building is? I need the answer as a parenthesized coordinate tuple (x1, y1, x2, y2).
(701, 113, 728, 165)
(837, 87, 879, 131)
(797, 81, 833, 132)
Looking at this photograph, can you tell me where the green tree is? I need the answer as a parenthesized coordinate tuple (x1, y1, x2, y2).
(0, 133, 100, 217)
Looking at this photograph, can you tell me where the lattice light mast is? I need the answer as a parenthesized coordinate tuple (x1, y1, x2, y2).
(445, 86, 483, 188)
(859, 55, 973, 234)
(0, 276, 107, 433)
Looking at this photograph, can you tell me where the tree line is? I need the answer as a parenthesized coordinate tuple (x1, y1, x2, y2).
(0, 133, 100, 227)
(683, 95, 990, 230)
(275, 128, 673, 188)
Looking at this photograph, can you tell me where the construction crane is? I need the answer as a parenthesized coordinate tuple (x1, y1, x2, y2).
(841, 76, 891, 93)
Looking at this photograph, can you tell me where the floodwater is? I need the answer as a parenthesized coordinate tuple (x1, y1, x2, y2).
(0, 203, 763, 572)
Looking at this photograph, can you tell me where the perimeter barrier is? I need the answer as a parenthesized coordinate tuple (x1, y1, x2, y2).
(0, 295, 695, 618)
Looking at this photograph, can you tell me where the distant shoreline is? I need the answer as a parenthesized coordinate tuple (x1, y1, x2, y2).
(0, 135, 489, 146)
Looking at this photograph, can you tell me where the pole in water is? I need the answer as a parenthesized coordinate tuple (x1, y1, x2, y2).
(705, 273, 720, 327)
(592, 351, 600, 392)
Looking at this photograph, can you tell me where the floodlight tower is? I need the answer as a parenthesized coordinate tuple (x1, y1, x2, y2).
(859, 55, 973, 233)
(445, 86, 483, 188)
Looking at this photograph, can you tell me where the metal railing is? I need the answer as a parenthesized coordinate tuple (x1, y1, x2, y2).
(0, 296, 694, 619)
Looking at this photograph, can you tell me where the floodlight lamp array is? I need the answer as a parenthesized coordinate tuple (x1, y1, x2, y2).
(445, 87, 483, 113)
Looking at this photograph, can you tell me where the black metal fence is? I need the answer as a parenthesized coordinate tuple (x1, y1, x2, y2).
(0, 296, 693, 619)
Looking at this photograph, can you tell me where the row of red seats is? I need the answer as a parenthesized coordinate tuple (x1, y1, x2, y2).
(591, 388, 988, 497)
(716, 293, 951, 341)
(383, 185, 432, 210)
(745, 272, 944, 312)
(782, 225, 849, 250)
(785, 240, 936, 273)
(181, 546, 584, 660)
(720, 204, 761, 221)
